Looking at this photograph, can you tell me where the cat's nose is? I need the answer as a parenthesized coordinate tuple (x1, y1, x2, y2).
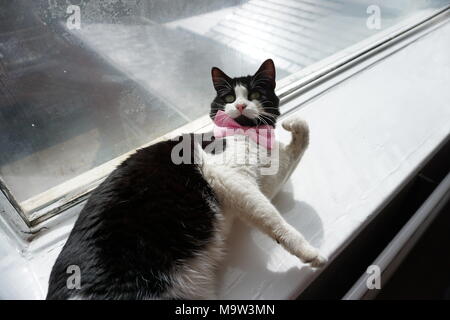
(236, 104, 247, 113)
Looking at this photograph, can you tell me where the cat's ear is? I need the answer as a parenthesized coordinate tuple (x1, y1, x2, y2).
(211, 67, 231, 92)
(254, 59, 276, 89)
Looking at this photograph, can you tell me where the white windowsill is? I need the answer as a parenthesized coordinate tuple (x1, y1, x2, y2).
(0, 17, 449, 300)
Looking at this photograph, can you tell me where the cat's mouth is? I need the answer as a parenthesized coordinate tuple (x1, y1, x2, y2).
(233, 114, 259, 126)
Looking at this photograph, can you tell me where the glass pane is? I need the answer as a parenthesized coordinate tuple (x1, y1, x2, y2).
(0, 0, 448, 216)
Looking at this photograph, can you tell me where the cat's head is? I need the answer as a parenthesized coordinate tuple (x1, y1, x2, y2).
(210, 59, 280, 127)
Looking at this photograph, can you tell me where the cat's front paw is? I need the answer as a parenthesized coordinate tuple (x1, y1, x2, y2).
(296, 245, 327, 268)
(309, 254, 327, 268)
(282, 116, 309, 149)
(282, 116, 309, 136)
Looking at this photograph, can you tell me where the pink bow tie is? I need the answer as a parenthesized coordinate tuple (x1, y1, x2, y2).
(213, 110, 275, 149)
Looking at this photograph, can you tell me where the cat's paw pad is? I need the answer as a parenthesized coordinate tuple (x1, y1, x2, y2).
(282, 117, 309, 149)
(282, 117, 309, 138)
(309, 254, 327, 268)
(299, 247, 327, 268)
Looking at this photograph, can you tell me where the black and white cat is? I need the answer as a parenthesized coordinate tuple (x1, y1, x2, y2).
(46, 59, 326, 300)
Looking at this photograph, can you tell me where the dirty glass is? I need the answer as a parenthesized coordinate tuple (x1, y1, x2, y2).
(0, 0, 448, 215)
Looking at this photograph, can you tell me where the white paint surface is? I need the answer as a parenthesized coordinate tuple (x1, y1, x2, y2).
(0, 21, 449, 300)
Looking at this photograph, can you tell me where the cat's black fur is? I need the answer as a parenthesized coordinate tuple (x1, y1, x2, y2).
(47, 60, 279, 300)
(47, 134, 218, 299)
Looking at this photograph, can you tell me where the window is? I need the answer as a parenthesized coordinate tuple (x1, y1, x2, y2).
(1, 0, 449, 226)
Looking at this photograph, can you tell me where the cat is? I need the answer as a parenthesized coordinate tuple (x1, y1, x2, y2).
(46, 59, 326, 300)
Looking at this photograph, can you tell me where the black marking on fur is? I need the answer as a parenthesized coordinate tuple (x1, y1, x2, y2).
(47, 137, 219, 300)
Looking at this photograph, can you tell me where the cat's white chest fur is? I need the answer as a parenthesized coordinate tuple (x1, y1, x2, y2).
(204, 135, 273, 183)
(200, 117, 327, 270)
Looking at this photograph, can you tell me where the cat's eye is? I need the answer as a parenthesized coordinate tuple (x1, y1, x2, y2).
(224, 95, 235, 103)
(249, 92, 261, 100)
